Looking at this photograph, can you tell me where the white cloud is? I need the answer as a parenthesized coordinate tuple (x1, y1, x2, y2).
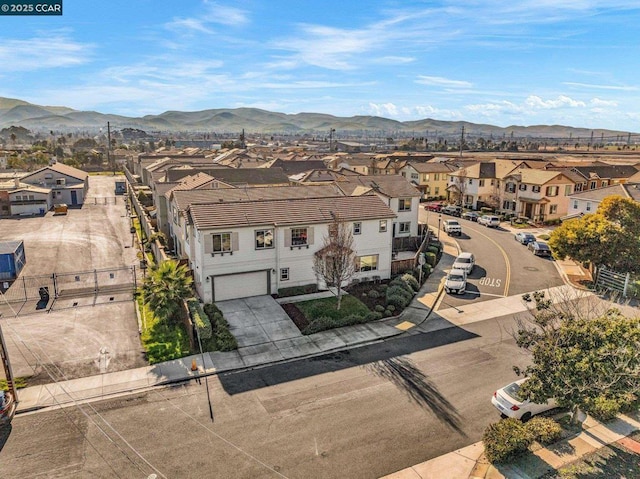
(525, 95, 586, 109)
(0, 35, 92, 72)
(415, 75, 473, 88)
(563, 82, 638, 91)
(368, 103, 399, 117)
(590, 98, 618, 107)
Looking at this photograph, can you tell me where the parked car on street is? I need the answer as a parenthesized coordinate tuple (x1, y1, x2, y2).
(443, 219, 462, 236)
(478, 215, 501, 227)
(424, 202, 445, 212)
(441, 205, 462, 217)
(514, 232, 536, 245)
(528, 241, 553, 257)
(492, 378, 558, 421)
(444, 268, 467, 295)
(452, 252, 475, 274)
(461, 211, 480, 221)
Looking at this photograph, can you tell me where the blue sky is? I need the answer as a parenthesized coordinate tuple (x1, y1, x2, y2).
(1, 1, 639, 131)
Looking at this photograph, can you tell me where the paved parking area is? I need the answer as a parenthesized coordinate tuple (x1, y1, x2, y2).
(0, 175, 145, 381)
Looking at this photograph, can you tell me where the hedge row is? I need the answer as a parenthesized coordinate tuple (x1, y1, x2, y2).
(483, 417, 562, 463)
(187, 298, 212, 340)
(202, 303, 238, 351)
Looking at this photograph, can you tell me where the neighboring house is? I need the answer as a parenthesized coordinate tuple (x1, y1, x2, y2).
(447, 161, 501, 209)
(185, 195, 396, 302)
(19, 162, 88, 207)
(566, 182, 640, 218)
(504, 169, 576, 222)
(300, 171, 422, 239)
(399, 161, 455, 200)
(571, 163, 640, 191)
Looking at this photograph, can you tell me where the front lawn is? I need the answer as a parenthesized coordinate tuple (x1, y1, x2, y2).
(284, 294, 374, 335)
(137, 294, 191, 364)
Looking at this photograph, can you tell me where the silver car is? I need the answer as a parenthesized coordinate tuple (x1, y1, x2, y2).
(452, 252, 475, 274)
(479, 215, 501, 228)
(444, 268, 467, 295)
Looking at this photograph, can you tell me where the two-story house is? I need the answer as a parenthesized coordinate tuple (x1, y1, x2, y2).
(399, 161, 455, 200)
(504, 169, 576, 222)
(19, 162, 88, 207)
(186, 195, 396, 302)
(566, 182, 640, 217)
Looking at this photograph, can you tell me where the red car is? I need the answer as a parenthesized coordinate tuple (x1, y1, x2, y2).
(424, 202, 444, 212)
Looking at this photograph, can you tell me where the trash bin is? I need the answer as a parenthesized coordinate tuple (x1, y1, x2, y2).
(38, 286, 50, 302)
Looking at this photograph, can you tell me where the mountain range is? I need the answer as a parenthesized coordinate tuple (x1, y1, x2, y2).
(0, 96, 634, 139)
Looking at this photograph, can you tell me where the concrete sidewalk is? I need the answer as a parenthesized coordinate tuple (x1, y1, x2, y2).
(381, 411, 640, 479)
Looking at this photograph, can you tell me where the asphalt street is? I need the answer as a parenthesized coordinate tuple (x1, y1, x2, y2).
(0, 311, 530, 479)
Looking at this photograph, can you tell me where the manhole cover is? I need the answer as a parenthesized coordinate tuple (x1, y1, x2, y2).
(524, 266, 539, 272)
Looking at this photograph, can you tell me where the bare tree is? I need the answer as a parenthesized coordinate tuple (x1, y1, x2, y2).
(313, 213, 357, 310)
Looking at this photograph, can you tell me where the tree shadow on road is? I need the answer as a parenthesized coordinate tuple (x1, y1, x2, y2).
(365, 356, 466, 436)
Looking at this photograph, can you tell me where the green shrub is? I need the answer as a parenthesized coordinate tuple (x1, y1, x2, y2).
(401, 273, 420, 292)
(422, 264, 432, 276)
(387, 285, 412, 301)
(374, 304, 385, 313)
(277, 284, 318, 298)
(483, 418, 533, 464)
(525, 417, 562, 445)
(367, 289, 380, 299)
(365, 311, 383, 321)
(202, 302, 237, 351)
(384, 308, 395, 317)
(303, 313, 366, 334)
(378, 284, 388, 293)
(386, 304, 396, 312)
(425, 252, 437, 267)
(214, 329, 238, 351)
(187, 298, 212, 340)
(387, 293, 410, 309)
(587, 396, 621, 422)
(427, 245, 439, 255)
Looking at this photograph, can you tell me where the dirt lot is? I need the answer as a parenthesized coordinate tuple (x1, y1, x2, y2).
(0, 175, 146, 381)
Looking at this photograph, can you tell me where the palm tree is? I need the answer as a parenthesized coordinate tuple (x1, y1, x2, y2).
(143, 260, 193, 322)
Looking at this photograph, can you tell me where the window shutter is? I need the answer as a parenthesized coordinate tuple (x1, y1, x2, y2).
(204, 234, 213, 254)
(284, 229, 291, 247)
(232, 232, 239, 252)
(307, 227, 314, 245)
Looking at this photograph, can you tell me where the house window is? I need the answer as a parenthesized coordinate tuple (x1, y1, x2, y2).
(353, 222, 361, 235)
(291, 228, 308, 246)
(56, 178, 65, 185)
(546, 186, 559, 197)
(398, 198, 411, 211)
(434, 173, 440, 180)
(422, 174, 429, 182)
(490, 179, 495, 186)
(479, 179, 485, 187)
(532, 186, 541, 193)
(434, 187, 440, 195)
(506, 183, 516, 193)
(280, 268, 289, 281)
(519, 184, 527, 191)
(212, 233, 232, 252)
(398, 222, 411, 234)
(564, 185, 573, 196)
(550, 204, 558, 214)
(573, 200, 579, 209)
(44, 173, 52, 179)
(255, 229, 274, 249)
(358, 255, 379, 272)
(450, 176, 454, 182)
(411, 173, 419, 180)
(586, 202, 592, 212)
(468, 178, 473, 185)
(589, 181, 597, 190)
(14, 195, 21, 201)
(379, 220, 387, 232)
(575, 183, 583, 192)
(602, 180, 609, 187)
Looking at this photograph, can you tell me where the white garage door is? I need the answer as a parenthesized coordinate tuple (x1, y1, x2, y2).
(213, 271, 269, 302)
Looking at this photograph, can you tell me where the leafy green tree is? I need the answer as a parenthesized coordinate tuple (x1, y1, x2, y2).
(143, 260, 193, 322)
(549, 196, 640, 273)
(515, 291, 640, 422)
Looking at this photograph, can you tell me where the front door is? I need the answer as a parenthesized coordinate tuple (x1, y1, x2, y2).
(70, 190, 78, 205)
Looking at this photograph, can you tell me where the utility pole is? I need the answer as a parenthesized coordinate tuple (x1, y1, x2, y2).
(329, 128, 335, 152)
(107, 122, 114, 175)
(459, 125, 465, 157)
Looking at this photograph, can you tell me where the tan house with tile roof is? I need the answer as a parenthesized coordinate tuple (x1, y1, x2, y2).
(566, 182, 640, 218)
(399, 161, 456, 200)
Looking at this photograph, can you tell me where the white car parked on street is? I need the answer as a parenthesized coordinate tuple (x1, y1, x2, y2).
(492, 378, 559, 421)
(452, 252, 475, 274)
(478, 215, 501, 228)
(444, 268, 467, 295)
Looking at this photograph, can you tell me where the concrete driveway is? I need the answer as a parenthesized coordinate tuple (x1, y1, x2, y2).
(216, 295, 324, 367)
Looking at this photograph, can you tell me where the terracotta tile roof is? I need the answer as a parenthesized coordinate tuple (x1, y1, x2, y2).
(23, 162, 88, 181)
(405, 162, 456, 173)
(333, 174, 421, 198)
(189, 194, 396, 230)
(570, 183, 640, 202)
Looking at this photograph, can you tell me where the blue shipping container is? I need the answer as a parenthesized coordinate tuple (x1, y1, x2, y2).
(0, 240, 26, 281)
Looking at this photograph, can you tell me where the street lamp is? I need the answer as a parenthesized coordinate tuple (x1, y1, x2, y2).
(437, 214, 442, 242)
